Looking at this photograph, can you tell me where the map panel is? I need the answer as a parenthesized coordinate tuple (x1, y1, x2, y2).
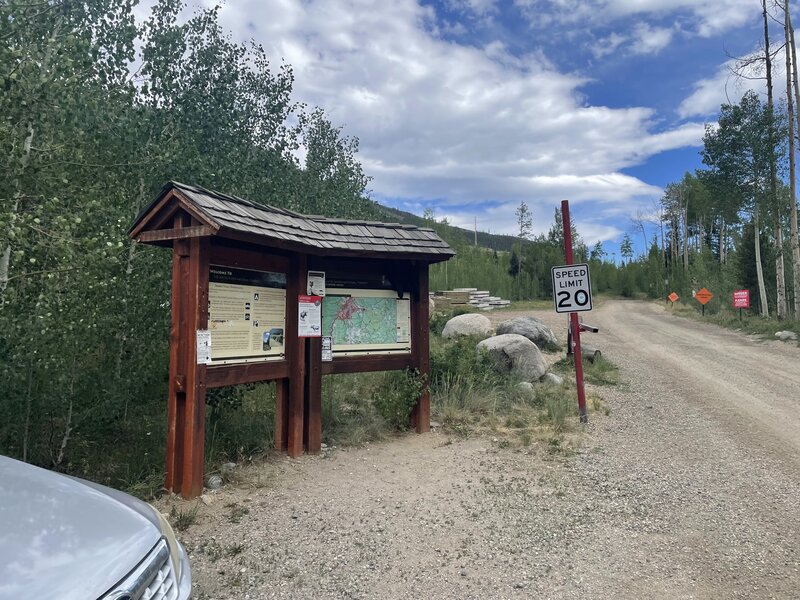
(322, 295, 398, 346)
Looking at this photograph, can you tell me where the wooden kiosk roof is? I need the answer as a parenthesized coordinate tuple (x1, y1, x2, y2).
(130, 181, 454, 260)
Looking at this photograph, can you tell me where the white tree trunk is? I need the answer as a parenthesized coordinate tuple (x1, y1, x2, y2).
(775, 221, 787, 319)
(754, 208, 770, 317)
(683, 201, 689, 269)
(789, 7, 800, 316)
(0, 124, 33, 297)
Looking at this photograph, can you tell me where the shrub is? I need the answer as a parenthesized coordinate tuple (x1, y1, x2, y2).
(373, 369, 426, 431)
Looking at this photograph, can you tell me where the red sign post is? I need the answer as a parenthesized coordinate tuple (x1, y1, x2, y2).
(733, 289, 750, 309)
(733, 289, 749, 320)
(560, 200, 588, 424)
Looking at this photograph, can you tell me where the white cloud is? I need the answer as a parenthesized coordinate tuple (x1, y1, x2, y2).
(576, 222, 624, 246)
(148, 0, 709, 239)
(630, 22, 674, 55)
(592, 32, 626, 59)
(514, 0, 757, 37)
(678, 50, 781, 119)
(447, 0, 498, 17)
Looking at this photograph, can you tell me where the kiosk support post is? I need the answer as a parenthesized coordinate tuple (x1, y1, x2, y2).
(166, 213, 210, 498)
(411, 263, 431, 433)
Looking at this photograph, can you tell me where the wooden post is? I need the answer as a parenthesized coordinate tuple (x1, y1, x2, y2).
(411, 263, 430, 433)
(166, 214, 209, 498)
(274, 378, 289, 451)
(165, 215, 188, 493)
(286, 254, 306, 457)
(305, 337, 322, 453)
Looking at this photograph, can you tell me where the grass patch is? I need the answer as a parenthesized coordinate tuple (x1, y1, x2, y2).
(552, 355, 620, 386)
(321, 372, 389, 447)
(429, 334, 607, 450)
(494, 299, 554, 312)
(665, 301, 799, 341)
(169, 503, 200, 532)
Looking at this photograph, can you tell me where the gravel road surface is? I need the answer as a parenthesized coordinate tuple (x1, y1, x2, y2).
(167, 300, 800, 599)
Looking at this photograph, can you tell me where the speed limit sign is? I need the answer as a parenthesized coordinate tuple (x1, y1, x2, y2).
(551, 263, 593, 313)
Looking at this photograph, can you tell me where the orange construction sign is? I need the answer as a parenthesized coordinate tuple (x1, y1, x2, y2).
(694, 287, 713, 305)
(668, 292, 679, 303)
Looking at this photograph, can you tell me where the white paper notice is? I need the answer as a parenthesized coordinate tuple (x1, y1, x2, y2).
(321, 336, 333, 361)
(307, 271, 326, 296)
(298, 295, 322, 337)
(196, 330, 212, 364)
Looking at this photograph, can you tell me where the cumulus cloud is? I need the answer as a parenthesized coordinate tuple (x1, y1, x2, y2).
(678, 51, 780, 119)
(630, 22, 674, 55)
(152, 0, 712, 244)
(577, 222, 624, 246)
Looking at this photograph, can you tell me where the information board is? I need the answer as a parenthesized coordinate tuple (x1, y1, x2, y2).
(321, 289, 411, 356)
(208, 266, 287, 363)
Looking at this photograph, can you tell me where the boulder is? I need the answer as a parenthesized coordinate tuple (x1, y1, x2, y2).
(442, 313, 493, 339)
(496, 316, 559, 351)
(775, 330, 798, 341)
(477, 334, 548, 381)
(540, 372, 563, 386)
(517, 381, 535, 393)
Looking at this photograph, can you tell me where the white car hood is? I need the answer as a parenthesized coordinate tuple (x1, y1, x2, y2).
(0, 457, 162, 600)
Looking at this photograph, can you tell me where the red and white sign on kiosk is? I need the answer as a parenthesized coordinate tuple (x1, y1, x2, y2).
(733, 289, 750, 309)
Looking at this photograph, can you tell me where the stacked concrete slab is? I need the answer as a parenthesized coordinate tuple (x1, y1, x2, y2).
(433, 287, 511, 311)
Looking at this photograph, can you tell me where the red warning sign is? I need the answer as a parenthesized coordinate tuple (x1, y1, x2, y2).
(733, 289, 750, 309)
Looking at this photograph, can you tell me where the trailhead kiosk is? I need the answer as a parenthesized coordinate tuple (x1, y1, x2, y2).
(129, 182, 454, 498)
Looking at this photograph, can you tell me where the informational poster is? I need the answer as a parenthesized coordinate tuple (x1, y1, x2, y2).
(298, 295, 322, 337)
(196, 330, 212, 365)
(208, 266, 286, 363)
(307, 271, 326, 296)
(321, 336, 333, 362)
(321, 289, 412, 356)
(396, 298, 411, 343)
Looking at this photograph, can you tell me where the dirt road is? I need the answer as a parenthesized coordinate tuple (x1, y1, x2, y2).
(173, 300, 800, 599)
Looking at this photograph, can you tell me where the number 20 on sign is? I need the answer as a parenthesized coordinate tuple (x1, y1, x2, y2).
(551, 263, 593, 313)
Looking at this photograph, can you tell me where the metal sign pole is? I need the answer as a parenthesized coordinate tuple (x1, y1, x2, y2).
(561, 200, 588, 424)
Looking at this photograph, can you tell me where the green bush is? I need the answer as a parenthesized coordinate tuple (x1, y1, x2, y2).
(372, 369, 426, 431)
(430, 335, 501, 390)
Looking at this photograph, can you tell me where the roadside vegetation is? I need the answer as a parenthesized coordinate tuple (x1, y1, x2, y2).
(664, 301, 800, 342)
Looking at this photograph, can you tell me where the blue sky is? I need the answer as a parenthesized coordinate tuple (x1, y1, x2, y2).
(138, 0, 777, 260)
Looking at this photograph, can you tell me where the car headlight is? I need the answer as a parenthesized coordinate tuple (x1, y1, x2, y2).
(154, 508, 183, 582)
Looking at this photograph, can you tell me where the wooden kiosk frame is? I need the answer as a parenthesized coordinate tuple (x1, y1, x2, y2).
(130, 182, 454, 498)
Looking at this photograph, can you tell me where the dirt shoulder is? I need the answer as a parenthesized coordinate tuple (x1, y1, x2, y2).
(162, 300, 800, 599)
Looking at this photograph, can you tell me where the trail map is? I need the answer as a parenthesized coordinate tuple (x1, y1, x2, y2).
(323, 296, 398, 346)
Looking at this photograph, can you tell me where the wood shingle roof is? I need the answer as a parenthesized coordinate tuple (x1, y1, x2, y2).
(130, 182, 454, 262)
